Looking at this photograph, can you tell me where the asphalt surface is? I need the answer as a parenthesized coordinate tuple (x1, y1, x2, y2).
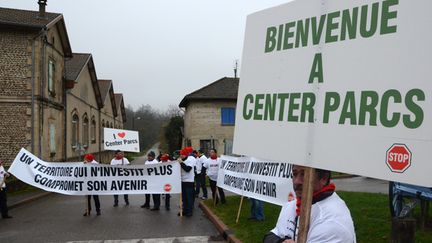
(0, 193, 223, 243)
(0, 144, 224, 243)
(333, 176, 389, 194)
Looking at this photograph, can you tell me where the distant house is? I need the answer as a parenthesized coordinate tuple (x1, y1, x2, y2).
(179, 77, 239, 156)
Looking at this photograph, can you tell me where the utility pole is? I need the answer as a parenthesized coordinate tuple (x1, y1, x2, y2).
(233, 59, 238, 79)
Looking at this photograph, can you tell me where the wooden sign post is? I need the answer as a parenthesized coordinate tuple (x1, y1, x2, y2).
(297, 167, 315, 243)
(236, 196, 244, 224)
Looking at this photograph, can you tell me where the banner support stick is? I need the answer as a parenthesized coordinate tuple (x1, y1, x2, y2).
(297, 167, 315, 243)
(236, 196, 244, 224)
(213, 186, 219, 207)
(179, 192, 183, 217)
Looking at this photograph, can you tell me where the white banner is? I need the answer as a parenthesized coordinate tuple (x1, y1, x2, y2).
(217, 155, 295, 206)
(234, 0, 432, 187)
(9, 148, 181, 195)
(104, 128, 140, 152)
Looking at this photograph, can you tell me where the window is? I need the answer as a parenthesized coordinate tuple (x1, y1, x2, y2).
(91, 117, 96, 144)
(72, 114, 79, 148)
(48, 59, 55, 96)
(221, 107, 235, 125)
(82, 114, 89, 148)
(49, 123, 56, 155)
(200, 140, 212, 156)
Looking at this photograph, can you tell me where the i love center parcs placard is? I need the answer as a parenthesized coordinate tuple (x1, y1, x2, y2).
(104, 128, 140, 153)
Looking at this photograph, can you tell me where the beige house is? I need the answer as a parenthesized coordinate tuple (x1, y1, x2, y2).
(65, 56, 125, 163)
(114, 94, 126, 128)
(0, 5, 126, 164)
(179, 77, 239, 155)
(65, 53, 102, 161)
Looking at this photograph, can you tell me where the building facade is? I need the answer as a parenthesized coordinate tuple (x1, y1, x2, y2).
(0, 6, 125, 165)
(179, 77, 239, 156)
(0, 7, 72, 163)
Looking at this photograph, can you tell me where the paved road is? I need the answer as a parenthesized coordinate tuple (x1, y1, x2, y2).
(1, 143, 224, 243)
(0, 193, 223, 243)
(132, 143, 160, 165)
(333, 176, 389, 194)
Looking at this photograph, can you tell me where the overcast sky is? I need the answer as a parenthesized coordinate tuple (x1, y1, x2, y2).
(2, 0, 289, 111)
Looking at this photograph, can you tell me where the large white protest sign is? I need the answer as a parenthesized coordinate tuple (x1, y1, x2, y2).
(104, 128, 140, 152)
(217, 155, 295, 206)
(233, 0, 432, 187)
(9, 148, 180, 195)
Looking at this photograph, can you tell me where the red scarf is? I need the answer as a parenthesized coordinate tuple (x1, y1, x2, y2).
(210, 155, 217, 160)
(295, 183, 336, 216)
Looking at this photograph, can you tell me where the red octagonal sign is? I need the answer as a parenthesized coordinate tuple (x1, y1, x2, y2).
(386, 144, 412, 173)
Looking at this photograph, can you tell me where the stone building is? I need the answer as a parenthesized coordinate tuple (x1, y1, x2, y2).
(179, 77, 239, 156)
(0, 6, 72, 163)
(0, 5, 125, 164)
(65, 56, 125, 163)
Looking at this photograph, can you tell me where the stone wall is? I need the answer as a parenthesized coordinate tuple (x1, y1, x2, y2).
(183, 101, 236, 155)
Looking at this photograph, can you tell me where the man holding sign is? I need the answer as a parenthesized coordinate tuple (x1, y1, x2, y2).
(111, 150, 130, 207)
(82, 154, 101, 216)
(264, 165, 356, 243)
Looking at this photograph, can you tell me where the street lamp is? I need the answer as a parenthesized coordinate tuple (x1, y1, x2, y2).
(132, 116, 141, 130)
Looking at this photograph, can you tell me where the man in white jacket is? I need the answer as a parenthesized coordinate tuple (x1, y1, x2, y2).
(264, 165, 356, 243)
(0, 160, 12, 219)
(194, 149, 208, 199)
(82, 154, 101, 216)
(110, 150, 130, 207)
(141, 151, 161, 210)
(178, 147, 196, 217)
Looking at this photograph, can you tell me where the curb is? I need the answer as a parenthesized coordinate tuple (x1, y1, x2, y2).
(9, 192, 52, 210)
(199, 201, 242, 243)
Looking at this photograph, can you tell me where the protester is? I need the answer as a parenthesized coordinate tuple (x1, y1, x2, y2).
(263, 165, 356, 243)
(110, 150, 130, 207)
(160, 153, 171, 210)
(0, 160, 12, 219)
(203, 149, 225, 204)
(141, 151, 161, 210)
(195, 149, 208, 200)
(178, 147, 196, 217)
(249, 198, 264, 221)
(82, 154, 101, 216)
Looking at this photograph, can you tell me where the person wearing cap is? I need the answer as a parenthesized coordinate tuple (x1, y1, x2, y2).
(110, 150, 130, 207)
(178, 147, 196, 217)
(195, 149, 208, 200)
(160, 154, 171, 210)
(0, 159, 12, 219)
(203, 148, 226, 204)
(82, 154, 101, 216)
(141, 151, 161, 210)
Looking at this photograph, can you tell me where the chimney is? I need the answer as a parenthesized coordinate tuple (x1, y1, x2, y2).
(37, 0, 47, 19)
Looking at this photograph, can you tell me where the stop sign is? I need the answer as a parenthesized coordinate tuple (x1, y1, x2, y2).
(386, 144, 412, 173)
(164, 184, 172, 192)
